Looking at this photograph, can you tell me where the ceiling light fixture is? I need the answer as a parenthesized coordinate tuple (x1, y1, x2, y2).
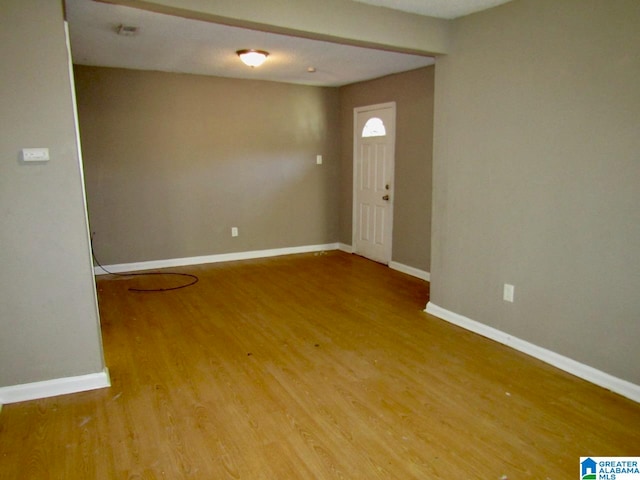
(236, 49, 269, 68)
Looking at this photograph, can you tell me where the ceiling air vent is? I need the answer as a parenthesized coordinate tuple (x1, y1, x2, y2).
(116, 24, 140, 36)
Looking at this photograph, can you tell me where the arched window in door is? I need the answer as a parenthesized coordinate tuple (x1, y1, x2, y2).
(362, 117, 386, 137)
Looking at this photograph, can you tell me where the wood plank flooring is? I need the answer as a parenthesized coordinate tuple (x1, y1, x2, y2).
(1, 251, 639, 479)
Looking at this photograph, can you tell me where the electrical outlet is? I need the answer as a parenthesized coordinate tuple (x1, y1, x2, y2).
(503, 284, 515, 302)
(231, 227, 238, 237)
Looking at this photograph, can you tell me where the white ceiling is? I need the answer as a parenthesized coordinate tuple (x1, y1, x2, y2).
(351, 0, 512, 19)
(66, 0, 510, 87)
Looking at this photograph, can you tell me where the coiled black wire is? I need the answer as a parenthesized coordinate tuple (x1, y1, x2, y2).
(91, 238, 198, 292)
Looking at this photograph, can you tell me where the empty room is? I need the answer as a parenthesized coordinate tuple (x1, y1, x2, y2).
(1, 0, 639, 478)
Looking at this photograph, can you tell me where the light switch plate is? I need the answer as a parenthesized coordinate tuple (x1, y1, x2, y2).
(22, 148, 49, 162)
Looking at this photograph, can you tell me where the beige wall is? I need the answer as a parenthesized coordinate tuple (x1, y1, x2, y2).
(0, 1, 105, 386)
(76, 65, 434, 272)
(75, 66, 340, 264)
(431, 0, 640, 383)
(339, 67, 434, 271)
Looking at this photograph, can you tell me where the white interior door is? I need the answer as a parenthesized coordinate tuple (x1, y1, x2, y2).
(352, 103, 396, 264)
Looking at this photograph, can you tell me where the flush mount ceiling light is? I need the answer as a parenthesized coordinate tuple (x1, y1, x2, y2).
(236, 49, 269, 68)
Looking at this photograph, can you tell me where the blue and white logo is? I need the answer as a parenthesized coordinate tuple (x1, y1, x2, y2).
(581, 457, 640, 480)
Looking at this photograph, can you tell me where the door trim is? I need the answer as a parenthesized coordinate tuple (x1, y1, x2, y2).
(352, 102, 396, 264)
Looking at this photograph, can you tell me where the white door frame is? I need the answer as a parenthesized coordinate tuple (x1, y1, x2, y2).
(351, 102, 396, 264)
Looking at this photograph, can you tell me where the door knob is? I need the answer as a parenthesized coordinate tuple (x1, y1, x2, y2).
(382, 194, 390, 201)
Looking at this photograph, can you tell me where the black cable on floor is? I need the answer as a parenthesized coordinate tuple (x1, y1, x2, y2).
(91, 237, 199, 292)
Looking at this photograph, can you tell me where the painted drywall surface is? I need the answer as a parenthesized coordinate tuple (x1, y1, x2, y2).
(431, 0, 640, 383)
(339, 67, 434, 272)
(75, 66, 340, 265)
(0, 1, 105, 386)
(108, 0, 449, 56)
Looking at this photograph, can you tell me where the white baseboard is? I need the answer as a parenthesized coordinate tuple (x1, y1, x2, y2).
(337, 245, 430, 283)
(0, 368, 111, 405)
(389, 261, 430, 281)
(94, 243, 341, 275)
(425, 302, 640, 404)
(338, 243, 353, 253)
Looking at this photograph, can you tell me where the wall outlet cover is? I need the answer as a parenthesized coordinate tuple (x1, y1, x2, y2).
(503, 284, 515, 302)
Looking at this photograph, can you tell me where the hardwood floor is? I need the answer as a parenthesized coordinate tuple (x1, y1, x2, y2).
(1, 251, 639, 479)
